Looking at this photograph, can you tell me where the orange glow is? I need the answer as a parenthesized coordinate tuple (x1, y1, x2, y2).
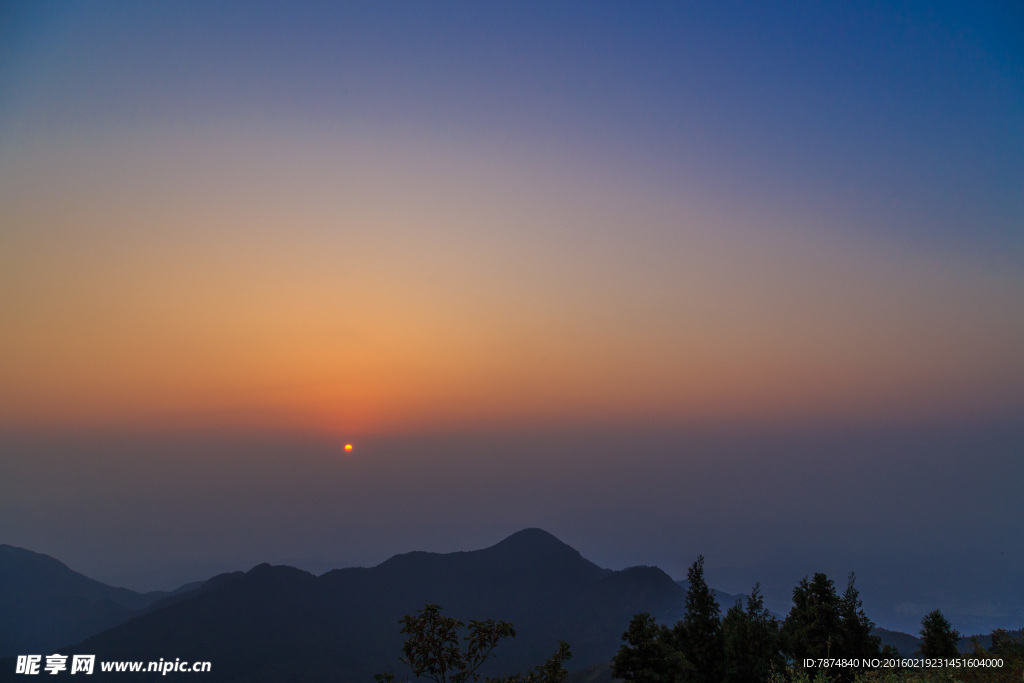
(1, 130, 1022, 435)
(344, 444, 353, 452)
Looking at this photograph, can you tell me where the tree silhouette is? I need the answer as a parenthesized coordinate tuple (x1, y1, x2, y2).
(838, 573, 881, 663)
(674, 555, 723, 683)
(782, 573, 842, 664)
(376, 604, 571, 683)
(919, 609, 960, 658)
(612, 612, 691, 683)
(781, 572, 880, 681)
(722, 583, 782, 683)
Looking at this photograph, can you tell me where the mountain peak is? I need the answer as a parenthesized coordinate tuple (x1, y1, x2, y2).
(482, 529, 605, 579)
(493, 528, 573, 552)
(244, 563, 316, 584)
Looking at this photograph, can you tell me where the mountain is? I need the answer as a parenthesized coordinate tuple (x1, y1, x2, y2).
(872, 627, 921, 655)
(957, 628, 1024, 653)
(864, 627, 1024, 656)
(1, 531, 935, 682)
(0, 545, 195, 658)
(8, 529, 687, 682)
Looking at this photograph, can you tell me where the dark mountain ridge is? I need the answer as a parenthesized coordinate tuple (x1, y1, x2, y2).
(1, 530, 931, 682)
(3, 529, 685, 681)
(0, 545, 195, 658)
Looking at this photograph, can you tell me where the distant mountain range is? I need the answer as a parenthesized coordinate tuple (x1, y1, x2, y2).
(0, 530, 941, 682)
(0, 544, 198, 659)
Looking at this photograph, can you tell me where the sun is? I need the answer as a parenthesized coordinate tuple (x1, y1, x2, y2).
(344, 444, 353, 452)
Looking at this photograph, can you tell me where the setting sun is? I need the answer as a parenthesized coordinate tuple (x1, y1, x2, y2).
(344, 444, 353, 452)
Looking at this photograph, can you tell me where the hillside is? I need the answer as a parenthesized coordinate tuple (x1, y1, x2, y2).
(0, 545, 194, 658)
(0, 531, 940, 682)
(4, 530, 686, 681)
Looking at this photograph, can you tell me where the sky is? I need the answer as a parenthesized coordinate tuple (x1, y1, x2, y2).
(1, 1, 1022, 635)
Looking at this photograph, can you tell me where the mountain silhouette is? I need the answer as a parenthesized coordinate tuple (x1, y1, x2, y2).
(5, 529, 684, 681)
(0, 531, 927, 682)
(0, 545, 197, 658)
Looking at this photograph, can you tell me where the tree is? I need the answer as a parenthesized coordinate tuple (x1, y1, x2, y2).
(489, 642, 574, 683)
(673, 555, 724, 683)
(988, 628, 1024, 663)
(612, 612, 691, 683)
(613, 556, 727, 683)
(722, 583, 782, 683)
(376, 604, 571, 683)
(782, 572, 881, 681)
(919, 609, 960, 658)
(838, 573, 880, 662)
(781, 573, 843, 671)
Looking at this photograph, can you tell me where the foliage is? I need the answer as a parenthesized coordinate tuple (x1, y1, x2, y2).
(781, 573, 844, 664)
(674, 555, 724, 683)
(918, 610, 959, 659)
(615, 558, 780, 683)
(612, 560, 1023, 683)
(839, 573, 881, 661)
(988, 628, 1024, 660)
(781, 572, 879, 680)
(376, 604, 571, 683)
(722, 583, 783, 683)
(769, 624, 1024, 683)
(612, 612, 691, 682)
(959, 628, 1024, 683)
(487, 641, 573, 683)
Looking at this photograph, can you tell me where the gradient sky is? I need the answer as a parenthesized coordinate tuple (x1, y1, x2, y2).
(1, 1, 1023, 635)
